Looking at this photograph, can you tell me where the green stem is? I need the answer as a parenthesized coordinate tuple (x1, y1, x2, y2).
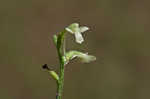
(56, 52, 65, 99)
(56, 30, 66, 99)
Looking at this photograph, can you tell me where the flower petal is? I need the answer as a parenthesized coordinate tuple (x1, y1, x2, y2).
(69, 23, 79, 29)
(66, 23, 79, 33)
(80, 26, 89, 33)
(79, 53, 96, 63)
(74, 32, 84, 44)
(65, 27, 74, 34)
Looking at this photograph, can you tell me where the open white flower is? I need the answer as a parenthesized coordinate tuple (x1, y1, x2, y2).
(65, 51, 96, 63)
(65, 23, 89, 44)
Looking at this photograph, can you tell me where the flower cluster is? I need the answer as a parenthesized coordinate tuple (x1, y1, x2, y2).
(48, 23, 96, 80)
(64, 23, 96, 64)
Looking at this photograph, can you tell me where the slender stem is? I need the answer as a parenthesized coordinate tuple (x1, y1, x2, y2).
(63, 38, 66, 55)
(56, 52, 65, 99)
(56, 61, 64, 99)
(56, 30, 66, 99)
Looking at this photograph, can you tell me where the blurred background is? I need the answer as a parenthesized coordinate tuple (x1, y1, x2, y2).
(0, 0, 150, 99)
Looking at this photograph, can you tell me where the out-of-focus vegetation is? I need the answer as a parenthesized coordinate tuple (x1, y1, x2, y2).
(0, 0, 150, 99)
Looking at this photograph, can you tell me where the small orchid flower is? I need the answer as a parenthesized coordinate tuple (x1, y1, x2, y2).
(65, 51, 96, 63)
(65, 23, 89, 44)
(43, 23, 96, 99)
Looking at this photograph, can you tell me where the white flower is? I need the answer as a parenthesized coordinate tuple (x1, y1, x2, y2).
(77, 53, 96, 63)
(65, 51, 96, 63)
(65, 23, 89, 44)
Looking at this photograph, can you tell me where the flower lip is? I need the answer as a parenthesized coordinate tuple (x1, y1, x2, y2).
(74, 32, 84, 44)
